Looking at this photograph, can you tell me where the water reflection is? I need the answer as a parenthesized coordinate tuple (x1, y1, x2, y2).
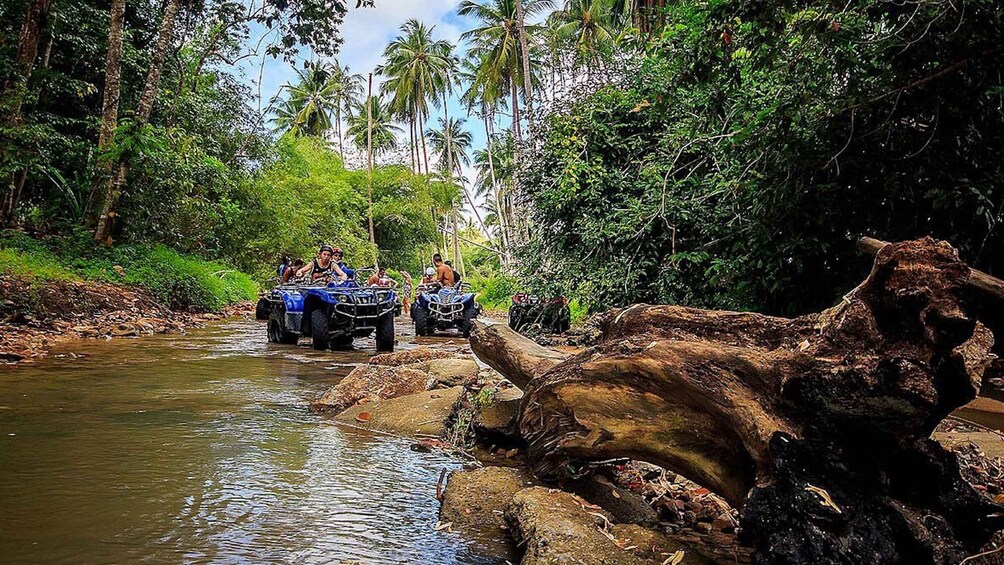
(0, 320, 504, 564)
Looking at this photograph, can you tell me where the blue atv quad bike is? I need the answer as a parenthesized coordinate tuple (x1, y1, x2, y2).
(411, 282, 482, 338)
(255, 268, 397, 352)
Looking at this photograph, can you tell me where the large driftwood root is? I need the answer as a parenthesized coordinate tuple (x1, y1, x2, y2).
(470, 238, 1003, 563)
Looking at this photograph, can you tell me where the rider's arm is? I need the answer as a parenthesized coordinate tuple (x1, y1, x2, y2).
(332, 263, 348, 280)
(295, 263, 312, 277)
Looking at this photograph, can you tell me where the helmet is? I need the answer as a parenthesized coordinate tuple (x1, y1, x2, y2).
(332, 247, 344, 256)
(425, 267, 436, 277)
(319, 244, 334, 254)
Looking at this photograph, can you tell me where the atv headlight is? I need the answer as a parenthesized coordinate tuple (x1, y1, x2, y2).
(336, 294, 348, 303)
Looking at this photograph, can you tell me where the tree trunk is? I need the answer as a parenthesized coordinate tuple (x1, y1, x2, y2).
(408, 115, 416, 172)
(94, 0, 181, 244)
(1, 0, 54, 126)
(0, 0, 55, 226)
(366, 74, 375, 247)
(419, 107, 430, 175)
(83, 0, 126, 224)
(514, 0, 533, 127)
(470, 237, 1004, 563)
(483, 114, 508, 259)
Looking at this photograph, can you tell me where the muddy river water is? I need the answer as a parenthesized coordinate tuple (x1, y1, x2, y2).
(0, 318, 504, 564)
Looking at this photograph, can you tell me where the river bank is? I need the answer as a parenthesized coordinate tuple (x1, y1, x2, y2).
(0, 274, 253, 363)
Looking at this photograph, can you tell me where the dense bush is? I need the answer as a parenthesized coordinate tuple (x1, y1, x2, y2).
(520, 0, 1004, 315)
(0, 231, 257, 311)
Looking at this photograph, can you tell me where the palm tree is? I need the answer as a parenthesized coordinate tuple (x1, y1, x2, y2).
(377, 20, 457, 174)
(427, 117, 473, 175)
(473, 131, 516, 247)
(553, 0, 618, 73)
(271, 63, 342, 137)
(346, 95, 402, 155)
(328, 62, 365, 155)
(458, 0, 553, 142)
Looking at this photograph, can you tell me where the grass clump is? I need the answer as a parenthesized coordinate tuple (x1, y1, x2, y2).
(0, 231, 257, 312)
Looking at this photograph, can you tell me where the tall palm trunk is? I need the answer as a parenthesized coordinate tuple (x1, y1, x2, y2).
(335, 106, 343, 156)
(419, 108, 430, 175)
(366, 73, 375, 247)
(408, 115, 416, 172)
(84, 0, 126, 223)
(514, 0, 534, 127)
(510, 81, 521, 143)
(95, 0, 181, 244)
(484, 114, 508, 256)
(442, 94, 461, 270)
(0, 0, 55, 226)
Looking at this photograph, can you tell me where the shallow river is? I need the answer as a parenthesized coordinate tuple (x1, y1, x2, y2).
(0, 319, 503, 564)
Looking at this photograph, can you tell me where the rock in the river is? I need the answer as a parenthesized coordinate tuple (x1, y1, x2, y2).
(568, 474, 659, 527)
(608, 524, 715, 565)
(505, 487, 648, 564)
(369, 347, 456, 367)
(473, 386, 523, 438)
(439, 466, 538, 534)
(422, 358, 480, 388)
(311, 365, 429, 413)
(334, 387, 466, 436)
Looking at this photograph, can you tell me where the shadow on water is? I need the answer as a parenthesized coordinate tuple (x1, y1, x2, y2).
(0, 318, 509, 564)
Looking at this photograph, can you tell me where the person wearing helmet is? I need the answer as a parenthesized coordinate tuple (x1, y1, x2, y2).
(422, 266, 437, 285)
(296, 244, 348, 281)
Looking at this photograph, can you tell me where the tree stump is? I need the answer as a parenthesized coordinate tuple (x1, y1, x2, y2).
(471, 238, 1003, 563)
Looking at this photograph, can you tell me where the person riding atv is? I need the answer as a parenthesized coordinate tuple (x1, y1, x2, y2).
(296, 245, 348, 282)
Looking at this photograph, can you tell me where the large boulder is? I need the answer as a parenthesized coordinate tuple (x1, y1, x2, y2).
(369, 347, 456, 366)
(474, 386, 524, 438)
(439, 466, 538, 534)
(568, 474, 659, 527)
(311, 364, 428, 413)
(333, 387, 465, 437)
(505, 487, 648, 565)
(423, 357, 481, 388)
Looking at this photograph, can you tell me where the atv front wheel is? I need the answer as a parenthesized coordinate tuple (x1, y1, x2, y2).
(330, 334, 354, 349)
(413, 306, 429, 336)
(462, 305, 477, 338)
(268, 305, 298, 344)
(310, 308, 330, 351)
(375, 312, 395, 352)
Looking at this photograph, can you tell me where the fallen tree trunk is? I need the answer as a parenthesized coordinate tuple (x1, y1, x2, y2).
(470, 237, 1003, 563)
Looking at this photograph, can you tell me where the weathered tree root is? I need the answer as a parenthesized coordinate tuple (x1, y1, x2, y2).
(471, 238, 1004, 563)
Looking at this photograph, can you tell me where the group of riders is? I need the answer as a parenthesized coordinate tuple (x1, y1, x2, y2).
(276, 244, 463, 315)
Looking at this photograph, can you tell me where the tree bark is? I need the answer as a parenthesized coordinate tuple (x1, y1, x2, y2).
(366, 74, 375, 247)
(84, 0, 126, 223)
(471, 237, 1004, 563)
(0, 0, 55, 226)
(1, 0, 54, 126)
(514, 0, 533, 127)
(94, 0, 182, 244)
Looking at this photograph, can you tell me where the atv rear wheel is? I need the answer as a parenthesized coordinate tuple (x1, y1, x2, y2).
(375, 312, 395, 352)
(310, 308, 330, 351)
(508, 307, 523, 331)
(268, 305, 298, 344)
(554, 307, 571, 334)
(413, 306, 429, 336)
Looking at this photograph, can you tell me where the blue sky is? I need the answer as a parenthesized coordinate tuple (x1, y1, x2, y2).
(226, 0, 544, 197)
